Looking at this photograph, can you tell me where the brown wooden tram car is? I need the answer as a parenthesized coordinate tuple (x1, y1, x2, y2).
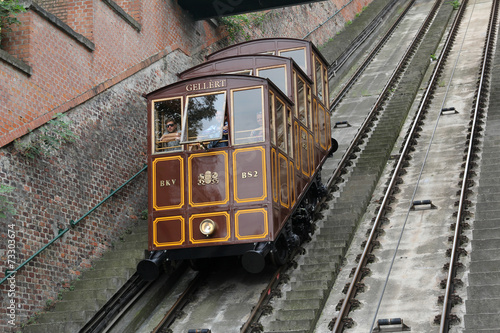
(139, 74, 333, 279)
(138, 43, 332, 278)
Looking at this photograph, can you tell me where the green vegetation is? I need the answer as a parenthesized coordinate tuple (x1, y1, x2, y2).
(20, 312, 39, 328)
(44, 299, 55, 311)
(448, 1, 460, 10)
(0, 184, 16, 218)
(219, 12, 267, 42)
(0, 0, 26, 43)
(14, 113, 79, 159)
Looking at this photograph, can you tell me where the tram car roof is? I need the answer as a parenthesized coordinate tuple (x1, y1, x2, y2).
(177, 54, 312, 101)
(206, 38, 329, 80)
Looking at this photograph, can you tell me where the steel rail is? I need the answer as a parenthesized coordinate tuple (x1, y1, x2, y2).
(439, 0, 499, 330)
(331, 0, 468, 330)
(151, 270, 208, 333)
(329, 0, 417, 111)
(80, 273, 151, 333)
(328, 0, 402, 78)
(324, 0, 437, 195)
(240, 267, 284, 333)
(81, 260, 190, 332)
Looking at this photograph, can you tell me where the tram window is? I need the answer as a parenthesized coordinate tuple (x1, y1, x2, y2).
(315, 58, 323, 102)
(279, 155, 289, 207)
(269, 92, 275, 145)
(296, 78, 306, 125)
(276, 98, 286, 152)
(279, 48, 307, 73)
(318, 104, 327, 148)
(232, 87, 265, 145)
(153, 97, 182, 153)
(181, 92, 226, 144)
(313, 100, 319, 143)
(287, 108, 293, 158)
(292, 71, 297, 117)
(307, 86, 313, 129)
(257, 66, 287, 95)
(323, 66, 329, 106)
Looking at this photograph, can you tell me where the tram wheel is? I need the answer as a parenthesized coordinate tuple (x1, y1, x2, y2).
(331, 138, 339, 154)
(270, 234, 289, 267)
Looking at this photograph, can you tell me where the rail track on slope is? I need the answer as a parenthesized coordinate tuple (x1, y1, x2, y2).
(260, 0, 454, 331)
(328, 0, 499, 331)
(438, 0, 499, 331)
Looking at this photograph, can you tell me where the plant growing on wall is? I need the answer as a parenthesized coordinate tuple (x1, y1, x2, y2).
(0, 184, 16, 218)
(0, 0, 26, 44)
(14, 113, 80, 159)
(219, 12, 267, 42)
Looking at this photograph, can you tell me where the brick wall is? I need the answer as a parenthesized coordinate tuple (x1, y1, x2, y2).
(36, 0, 69, 22)
(114, 0, 142, 23)
(0, 0, 374, 330)
(65, 0, 95, 41)
(227, 0, 373, 49)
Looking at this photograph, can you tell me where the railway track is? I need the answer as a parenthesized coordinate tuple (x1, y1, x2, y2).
(322, 0, 499, 331)
(78, 0, 500, 332)
(261, 0, 454, 331)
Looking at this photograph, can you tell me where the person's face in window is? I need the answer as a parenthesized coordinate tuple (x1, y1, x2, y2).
(166, 121, 177, 133)
(256, 113, 263, 126)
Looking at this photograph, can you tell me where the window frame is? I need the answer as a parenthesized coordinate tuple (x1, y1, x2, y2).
(180, 90, 227, 145)
(256, 64, 288, 96)
(151, 96, 184, 154)
(279, 47, 307, 74)
(230, 86, 266, 146)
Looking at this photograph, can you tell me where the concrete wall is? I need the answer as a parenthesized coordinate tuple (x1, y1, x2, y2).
(0, 0, 374, 330)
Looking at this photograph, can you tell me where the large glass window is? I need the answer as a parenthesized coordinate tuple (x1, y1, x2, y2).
(269, 92, 275, 145)
(276, 98, 286, 152)
(296, 78, 306, 125)
(279, 48, 307, 73)
(181, 92, 226, 144)
(153, 98, 182, 153)
(279, 155, 289, 208)
(287, 108, 293, 158)
(315, 57, 323, 102)
(323, 66, 329, 107)
(257, 66, 287, 95)
(313, 100, 319, 143)
(307, 86, 313, 130)
(318, 104, 327, 149)
(232, 87, 264, 145)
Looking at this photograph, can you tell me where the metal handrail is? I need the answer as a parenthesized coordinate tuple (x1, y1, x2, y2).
(0, 164, 147, 285)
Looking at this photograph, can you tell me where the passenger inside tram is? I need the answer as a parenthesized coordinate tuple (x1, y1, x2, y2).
(251, 113, 263, 140)
(160, 118, 181, 151)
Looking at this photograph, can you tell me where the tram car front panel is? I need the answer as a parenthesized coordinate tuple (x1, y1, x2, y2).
(145, 75, 302, 267)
